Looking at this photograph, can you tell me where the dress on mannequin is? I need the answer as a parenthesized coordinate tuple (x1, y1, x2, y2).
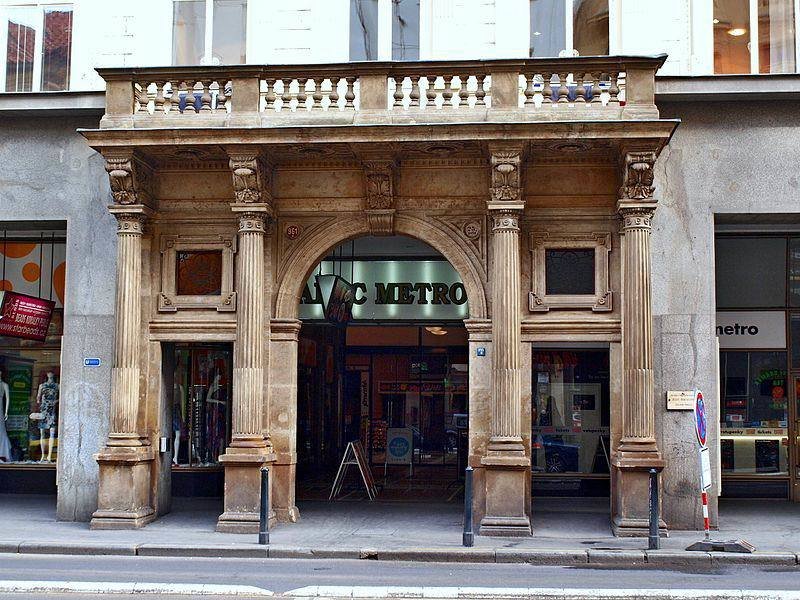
(0, 371, 12, 462)
(36, 372, 59, 462)
(205, 373, 225, 463)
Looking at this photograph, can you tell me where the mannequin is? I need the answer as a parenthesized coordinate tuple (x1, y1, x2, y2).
(0, 370, 12, 462)
(205, 373, 224, 463)
(36, 371, 59, 462)
(172, 379, 186, 465)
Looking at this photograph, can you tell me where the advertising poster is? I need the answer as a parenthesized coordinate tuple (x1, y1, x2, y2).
(5, 359, 33, 461)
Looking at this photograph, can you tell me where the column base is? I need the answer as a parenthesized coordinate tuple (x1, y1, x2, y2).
(611, 451, 666, 538)
(276, 506, 300, 523)
(479, 453, 531, 537)
(216, 447, 277, 534)
(90, 445, 155, 530)
(612, 516, 669, 538)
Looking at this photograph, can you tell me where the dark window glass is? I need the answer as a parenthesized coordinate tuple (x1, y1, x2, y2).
(791, 314, 800, 369)
(715, 237, 787, 308)
(789, 238, 800, 307)
(173, 0, 206, 65)
(720, 350, 788, 474)
(40, 8, 72, 91)
(212, 0, 247, 64)
(532, 350, 610, 474)
(545, 248, 595, 295)
(392, 0, 420, 60)
(529, 0, 566, 57)
(350, 0, 379, 61)
(573, 0, 608, 56)
(5, 9, 36, 92)
(176, 251, 223, 296)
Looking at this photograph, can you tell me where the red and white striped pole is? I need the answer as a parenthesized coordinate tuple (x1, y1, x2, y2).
(701, 489, 710, 541)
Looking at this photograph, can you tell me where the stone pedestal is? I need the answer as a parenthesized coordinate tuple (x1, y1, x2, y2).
(612, 152, 665, 536)
(91, 204, 154, 530)
(217, 201, 275, 533)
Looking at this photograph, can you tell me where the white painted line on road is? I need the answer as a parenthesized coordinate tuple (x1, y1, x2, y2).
(0, 580, 273, 596)
(285, 586, 800, 600)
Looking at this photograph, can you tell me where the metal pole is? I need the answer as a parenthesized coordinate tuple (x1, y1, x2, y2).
(463, 466, 474, 547)
(648, 468, 659, 550)
(259, 466, 270, 545)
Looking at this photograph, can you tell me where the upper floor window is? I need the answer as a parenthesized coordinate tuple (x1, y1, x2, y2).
(172, 0, 246, 66)
(350, 0, 378, 61)
(2, 3, 72, 92)
(714, 0, 796, 74)
(529, 0, 609, 57)
(350, 0, 420, 61)
(392, 0, 420, 60)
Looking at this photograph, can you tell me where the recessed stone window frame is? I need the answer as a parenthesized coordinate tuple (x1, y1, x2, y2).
(159, 234, 237, 312)
(529, 231, 612, 312)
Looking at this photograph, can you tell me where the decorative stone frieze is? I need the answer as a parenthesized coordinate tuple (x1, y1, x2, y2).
(363, 160, 396, 235)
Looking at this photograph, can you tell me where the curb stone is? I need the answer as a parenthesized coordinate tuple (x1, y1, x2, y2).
(710, 552, 797, 567)
(0, 542, 19, 554)
(587, 550, 647, 566)
(645, 550, 712, 566)
(377, 549, 496, 563)
(0, 580, 273, 596)
(17, 541, 137, 556)
(137, 543, 269, 558)
(494, 549, 588, 565)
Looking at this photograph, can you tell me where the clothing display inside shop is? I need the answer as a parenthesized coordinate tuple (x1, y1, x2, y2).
(171, 345, 232, 466)
(0, 371, 11, 461)
(34, 371, 59, 462)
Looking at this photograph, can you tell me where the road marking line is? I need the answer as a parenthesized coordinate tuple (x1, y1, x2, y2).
(0, 580, 273, 596)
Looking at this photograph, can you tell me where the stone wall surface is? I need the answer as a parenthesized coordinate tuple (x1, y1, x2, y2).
(0, 115, 113, 521)
(653, 100, 800, 529)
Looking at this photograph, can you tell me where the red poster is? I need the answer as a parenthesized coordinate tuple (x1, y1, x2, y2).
(0, 291, 56, 342)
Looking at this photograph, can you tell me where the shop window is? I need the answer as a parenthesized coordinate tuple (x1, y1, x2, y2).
(791, 313, 800, 369)
(350, 0, 379, 61)
(531, 349, 610, 474)
(392, 0, 420, 60)
(159, 235, 236, 312)
(0, 230, 66, 464)
(789, 237, 800, 307)
(171, 345, 232, 466)
(528, 0, 608, 57)
(714, 0, 796, 74)
(172, 0, 247, 66)
(715, 237, 787, 308)
(720, 350, 788, 474)
(3, 4, 73, 92)
(530, 231, 612, 312)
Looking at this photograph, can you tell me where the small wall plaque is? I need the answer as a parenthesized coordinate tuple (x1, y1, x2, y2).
(666, 390, 695, 410)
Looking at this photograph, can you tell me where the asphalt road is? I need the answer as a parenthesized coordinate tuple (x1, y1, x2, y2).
(1, 553, 800, 595)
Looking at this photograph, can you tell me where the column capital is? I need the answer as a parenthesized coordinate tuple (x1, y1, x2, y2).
(489, 209, 523, 232)
(619, 151, 656, 201)
(227, 148, 274, 212)
(108, 204, 153, 235)
(617, 201, 657, 232)
(231, 202, 270, 233)
(103, 149, 155, 208)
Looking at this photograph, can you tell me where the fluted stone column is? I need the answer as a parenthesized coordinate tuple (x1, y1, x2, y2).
(218, 150, 276, 533)
(612, 151, 665, 537)
(480, 145, 531, 537)
(92, 152, 156, 531)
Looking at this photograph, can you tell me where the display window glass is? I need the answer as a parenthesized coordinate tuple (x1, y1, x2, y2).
(715, 236, 787, 309)
(531, 349, 610, 474)
(0, 231, 66, 464)
(720, 350, 789, 475)
(171, 344, 232, 467)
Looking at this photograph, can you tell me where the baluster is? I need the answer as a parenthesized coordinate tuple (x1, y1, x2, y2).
(425, 75, 437, 108)
(222, 79, 232, 110)
(393, 76, 404, 108)
(442, 76, 454, 108)
(135, 83, 148, 114)
(523, 74, 535, 107)
(154, 80, 166, 115)
(590, 72, 602, 105)
(262, 78, 275, 111)
(297, 78, 308, 110)
(557, 72, 569, 104)
(281, 79, 292, 111)
(475, 74, 486, 106)
(608, 72, 620, 105)
(329, 77, 340, 110)
(311, 78, 323, 109)
(542, 73, 553, 104)
(575, 72, 586, 104)
(458, 74, 470, 108)
(200, 80, 212, 112)
(344, 77, 356, 109)
(185, 81, 199, 115)
(409, 75, 421, 107)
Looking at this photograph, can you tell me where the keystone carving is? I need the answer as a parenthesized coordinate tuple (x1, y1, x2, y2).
(229, 153, 273, 210)
(104, 153, 153, 206)
(489, 150, 522, 203)
(620, 152, 656, 200)
(363, 160, 396, 235)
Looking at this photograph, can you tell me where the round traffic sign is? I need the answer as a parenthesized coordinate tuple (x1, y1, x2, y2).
(694, 390, 707, 447)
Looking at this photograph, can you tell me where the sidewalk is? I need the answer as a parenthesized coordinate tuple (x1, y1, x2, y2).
(1, 494, 799, 568)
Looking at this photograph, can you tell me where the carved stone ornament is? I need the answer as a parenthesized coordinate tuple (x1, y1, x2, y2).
(491, 211, 520, 232)
(363, 161, 394, 210)
(619, 205, 656, 231)
(115, 212, 146, 235)
(105, 155, 152, 206)
(490, 151, 522, 203)
(238, 211, 267, 234)
(620, 152, 656, 200)
(229, 154, 272, 207)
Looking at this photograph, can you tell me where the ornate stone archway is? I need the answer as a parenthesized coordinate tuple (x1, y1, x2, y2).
(268, 212, 489, 522)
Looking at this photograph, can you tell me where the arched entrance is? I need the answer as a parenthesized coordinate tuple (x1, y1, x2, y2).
(270, 223, 490, 522)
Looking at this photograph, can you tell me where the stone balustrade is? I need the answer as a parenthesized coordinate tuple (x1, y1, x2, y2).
(97, 55, 664, 128)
